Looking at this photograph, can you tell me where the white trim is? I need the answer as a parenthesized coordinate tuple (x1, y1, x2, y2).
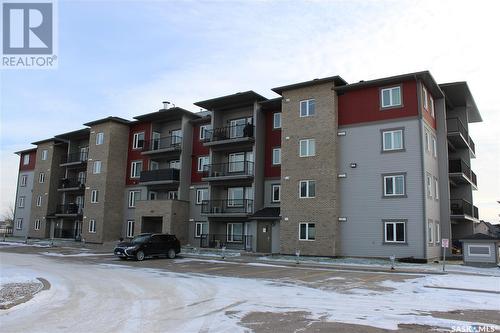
(383, 175, 405, 196)
(272, 148, 281, 165)
(18, 196, 25, 208)
(273, 112, 281, 129)
(434, 222, 440, 244)
(93, 160, 102, 174)
(432, 136, 437, 158)
(299, 180, 316, 198)
(126, 220, 134, 238)
(197, 156, 209, 172)
(20, 175, 28, 187)
(422, 86, 429, 110)
(41, 149, 48, 161)
(196, 188, 208, 205)
(199, 124, 212, 140)
(132, 132, 145, 149)
(299, 139, 315, 157)
(130, 160, 142, 178)
(467, 244, 491, 257)
(128, 190, 141, 208)
(427, 219, 434, 244)
(38, 172, 45, 183)
(89, 219, 96, 233)
(23, 154, 30, 165)
(91, 189, 99, 203)
(426, 174, 432, 198)
(382, 129, 403, 151)
(430, 96, 435, 117)
(381, 86, 401, 108)
(271, 184, 281, 202)
(34, 219, 41, 230)
(299, 222, 316, 241)
(36, 196, 42, 207)
(195, 222, 208, 238)
(299, 99, 315, 117)
(96, 132, 104, 145)
(384, 221, 406, 243)
(227, 222, 243, 242)
(15, 218, 23, 230)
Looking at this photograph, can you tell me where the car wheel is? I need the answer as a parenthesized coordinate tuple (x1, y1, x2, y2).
(167, 248, 176, 259)
(136, 250, 145, 261)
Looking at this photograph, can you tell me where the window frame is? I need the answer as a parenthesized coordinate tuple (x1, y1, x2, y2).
(432, 136, 437, 158)
(380, 86, 402, 109)
(15, 218, 23, 230)
(195, 222, 208, 238)
(34, 219, 41, 230)
(271, 184, 281, 203)
(18, 196, 25, 208)
(299, 139, 316, 157)
(427, 219, 434, 245)
(132, 132, 145, 150)
(89, 219, 96, 233)
(299, 180, 316, 198)
(434, 177, 439, 200)
(226, 222, 243, 242)
(91, 189, 99, 203)
(381, 128, 404, 152)
(425, 131, 431, 152)
(96, 132, 104, 145)
(299, 222, 316, 241)
(38, 172, 45, 183)
(467, 244, 491, 257)
(130, 160, 143, 178)
(273, 112, 282, 129)
(383, 220, 406, 244)
(299, 99, 316, 117)
(128, 190, 141, 208)
(382, 173, 406, 198)
(36, 195, 42, 207)
(23, 154, 30, 165)
(20, 175, 28, 187)
(272, 147, 281, 165)
(41, 149, 48, 161)
(196, 188, 209, 205)
(126, 220, 135, 238)
(422, 86, 429, 110)
(197, 156, 210, 172)
(93, 160, 102, 174)
(199, 124, 212, 140)
(434, 222, 440, 245)
(426, 173, 433, 199)
(430, 96, 435, 117)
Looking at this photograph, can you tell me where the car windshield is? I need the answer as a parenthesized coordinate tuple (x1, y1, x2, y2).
(131, 235, 150, 244)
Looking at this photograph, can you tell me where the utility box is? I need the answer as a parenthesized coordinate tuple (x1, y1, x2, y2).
(460, 234, 500, 267)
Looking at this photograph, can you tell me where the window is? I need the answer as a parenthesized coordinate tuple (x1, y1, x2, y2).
(299, 139, 315, 157)
(383, 174, 405, 197)
(422, 86, 428, 110)
(20, 175, 27, 187)
(91, 190, 99, 203)
(36, 196, 42, 207)
(130, 161, 142, 178)
(432, 136, 437, 158)
(426, 174, 432, 198)
(34, 219, 41, 230)
(150, 161, 159, 170)
(93, 160, 102, 174)
(195, 222, 208, 238)
(273, 113, 281, 129)
(272, 184, 280, 202)
(200, 124, 212, 140)
(171, 129, 182, 145)
(41, 149, 48, 161)
(23, 154, 30, 165)
(382, 129, 404, 151)
(128, 190, 141, 208)
(230, 118, 252, 138)
(132, 132, 145, 149)
(272, 148, 281, 165)
(434, 177, 439, 200)
(169, 160, 180, 169)
(229, 152, 246, 172)
(197, 156, 209, 172)
(299, 223, 316, 240)
(196, 188, 209, 205)
(300, 99, 315, 117)
(425, 131, 430, 152)
(89, 219, 96, 233)
(168, 191, 178, 200)
(96, 132, 104, 145)
(427, 220, 434, 244)
(468, 245, 491, 257)
(381, 86, 402, 108)
(39, 172, 45, 183)
(430, 96, 435, 117)
(384, 221, 405, 243)
(15, 218, 23, 230)
(18, 196, 25, 208)
(149, 191, 157, 200)
(126, 220, 135, 238)
(228, 187, 244, 206)
(435, 222, 440, 244)
(299, 180, 316, 198)
(227, 223, 243, 242)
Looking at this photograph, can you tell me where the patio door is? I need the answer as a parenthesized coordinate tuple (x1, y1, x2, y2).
(171, 129, 182, 145)
(227, 223, 243, 242)
(152, 132, 161, 150)
(229, 153, 245, 173)
(80, 147, 88, 161)
(229, 117, 252, 139)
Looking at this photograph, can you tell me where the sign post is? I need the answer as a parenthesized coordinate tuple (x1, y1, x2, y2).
(441, 238, 449, 272)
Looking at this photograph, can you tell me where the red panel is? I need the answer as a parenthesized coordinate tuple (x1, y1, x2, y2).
(421, 84, 437, 130)
(264, 110, 281, 178)
(126, 122, 151, 185)
(19, 150, 36, 171)
(191, 122, 210, 183)
(338, 80, 419, 126)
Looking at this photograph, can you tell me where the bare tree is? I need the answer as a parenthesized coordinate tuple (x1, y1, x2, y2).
(1, 204, 14, 226)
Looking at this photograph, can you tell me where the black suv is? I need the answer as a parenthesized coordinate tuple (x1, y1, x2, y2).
(114, 233, 181, 261)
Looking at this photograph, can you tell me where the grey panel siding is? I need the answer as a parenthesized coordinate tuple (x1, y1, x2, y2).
(264, 179, 281, 207)
(13, 171, 34, 237)
(338, 118, 425, 258)
(187, 184, 209, 246)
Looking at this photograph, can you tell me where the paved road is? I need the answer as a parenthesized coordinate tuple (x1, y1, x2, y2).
(0, 246, 499, 333)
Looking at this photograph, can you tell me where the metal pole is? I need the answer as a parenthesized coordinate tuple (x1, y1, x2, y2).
(442, 245, 446, 272)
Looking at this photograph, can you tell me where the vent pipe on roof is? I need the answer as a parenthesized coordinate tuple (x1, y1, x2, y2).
(162, 101, 170, 109)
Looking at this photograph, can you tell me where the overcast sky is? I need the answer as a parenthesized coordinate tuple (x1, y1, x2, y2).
(1, 0, 499, 222)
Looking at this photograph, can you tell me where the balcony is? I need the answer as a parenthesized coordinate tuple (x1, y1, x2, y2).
(448, 159, 477, 189)
(199, 234, 253, 251)
(58, 177, 86, 191)
(141, 136, 182, 155)
(139, 168, 180, 186)
(202, 161, 254, 182)
(446, 118, 476, 157)
(60, 152, 88, 166)
(201, 199, 253, 217)
(55, 203, 83, 217)
(450, 199, 479, 221)
(202, 124, 254, 149)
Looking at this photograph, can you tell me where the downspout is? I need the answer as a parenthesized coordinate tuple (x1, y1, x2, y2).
(415, 75, 427, 260)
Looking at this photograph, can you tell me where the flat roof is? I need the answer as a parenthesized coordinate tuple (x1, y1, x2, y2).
(83, 116, 131, 127)
(272, 75, 347, 95)
(194, 91, 267, 110)
(54, 128, 91, 140)
(133, 107, 199, 122)
(14, 147, 37, 155)
(439, 82, 482, 123)
(259, 97, 282, 111)
(335, 71, 444, 98)
(31, 137, 65, 145)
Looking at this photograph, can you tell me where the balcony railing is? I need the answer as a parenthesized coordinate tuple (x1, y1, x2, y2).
(203, 124, 254, 143)
(203, 161, 254, 178)
(142, 136, 182, 152)
(55, 203, 83, 215)
(59, 177, 86, 189)
(446, 118, 475, 155)
(450, 199, 478, 218)
(201, 199, 253, 215)
(448, 159, 477, 186)
(61, 152, 88, 164)
(199, 234, 253, 251)
(139, 168, 180, 183)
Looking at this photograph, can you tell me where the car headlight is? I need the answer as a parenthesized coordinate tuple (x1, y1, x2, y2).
(126, 246, 138, 251)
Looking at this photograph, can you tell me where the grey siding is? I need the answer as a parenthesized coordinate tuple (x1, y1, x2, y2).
(13, 171, 34, 237)
(462, 242, 498, 265)
(264, 179, 280, 207)
(187, 183, 209, 246)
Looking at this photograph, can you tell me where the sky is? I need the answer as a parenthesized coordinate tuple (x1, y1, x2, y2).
(1, 0, 499, 222)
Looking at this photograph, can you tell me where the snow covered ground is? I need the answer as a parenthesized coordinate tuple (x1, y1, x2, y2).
(1, 252, 499, 332)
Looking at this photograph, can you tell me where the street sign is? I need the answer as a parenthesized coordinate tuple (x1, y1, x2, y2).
(441, 238, 449, 248)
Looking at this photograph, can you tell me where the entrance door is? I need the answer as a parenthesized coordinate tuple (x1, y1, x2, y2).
(257, 221, 272, 253)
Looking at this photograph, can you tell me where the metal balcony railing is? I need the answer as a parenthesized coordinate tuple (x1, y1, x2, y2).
(199, 234, 253, 251)
(450, 199, 474, 217)
(142, 136, 182, 152)
(201, 199, 253, 214)
(59, 177, 86, 189)
(203, 161, 254, 178)
(203, 124, 254, 142)
(55, 203, 83, 215)
(446, 118, 475, 155)
(449, 159, 477, 186)
(139, 168, 180, 183)
(61, 152, 88, 164)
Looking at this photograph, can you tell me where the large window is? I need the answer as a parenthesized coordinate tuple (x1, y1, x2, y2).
(197, 156, 209, 172)
(299, 139, 315, 157)
(20, 175, 28, 187)
(384, 221, 405, 243)
(41, 149, 48, 161)
(299, 223, 315, 240)
(23, 154, 30, 165)
(383, 174, 405, 197)
(132, 132, 145, 149)
(299, 180, 316, 198)
(93, 160, 102, 174)
(15, 218, 22, 230)
(227, 223, 243, 242)
(381, 86, 401, 108)
(91, 190, 99, 203)
(126, 220, 135, 238)
(196, 188, 209, 205)
(273, 113, 281, 129)
(128, 190, 141, 208)
(89, 219, 96, 233)
(195, 222, 208, 238)
(272, 148, 281, 165)
(96, 132, 104, 145)
(382, 129, 404, 151)
(199, 124, 212, 140)
(272, 184, 281, 202)
(130, 161, 142, 178)
(300, 99, 315, 117)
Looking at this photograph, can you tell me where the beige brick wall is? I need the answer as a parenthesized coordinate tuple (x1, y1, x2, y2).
(280, 82, 339, 256)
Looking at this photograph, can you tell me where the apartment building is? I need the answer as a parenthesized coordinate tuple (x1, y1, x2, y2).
(12, 70, 482, 260)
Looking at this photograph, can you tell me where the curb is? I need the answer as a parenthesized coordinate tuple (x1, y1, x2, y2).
(0, 277, 50, 310)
